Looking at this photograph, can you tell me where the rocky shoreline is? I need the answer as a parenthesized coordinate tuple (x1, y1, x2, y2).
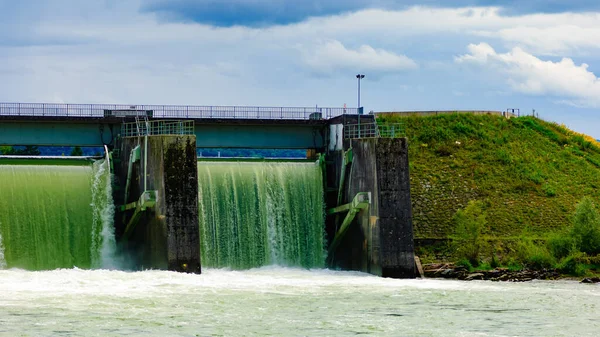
(422, 263, 600, 283)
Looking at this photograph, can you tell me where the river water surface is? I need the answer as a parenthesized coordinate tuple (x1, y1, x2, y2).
(0, 267, 598, 336)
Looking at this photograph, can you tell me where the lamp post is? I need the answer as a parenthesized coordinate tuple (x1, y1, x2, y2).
(356, 74, 365, 110)
(356, 74, 365, 138)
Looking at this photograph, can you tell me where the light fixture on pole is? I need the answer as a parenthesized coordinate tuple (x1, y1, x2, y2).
(356, 74, 365, 111)
(356, 74, 365, 138)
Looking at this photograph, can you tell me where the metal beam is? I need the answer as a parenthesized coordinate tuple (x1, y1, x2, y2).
(0, 121, 116, 147)
(327, 192, 371, 256)
(0, 119, 326, 149)
(194, 124, 326, 149)
(121, 190, 158, 240)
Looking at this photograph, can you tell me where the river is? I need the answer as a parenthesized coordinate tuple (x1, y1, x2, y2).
(0, 267, 598, 336)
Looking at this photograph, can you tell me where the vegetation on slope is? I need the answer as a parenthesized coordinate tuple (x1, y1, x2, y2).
(378, 113, 600, 275)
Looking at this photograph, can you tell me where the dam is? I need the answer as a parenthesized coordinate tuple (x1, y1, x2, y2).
(0, 102, 415, 278)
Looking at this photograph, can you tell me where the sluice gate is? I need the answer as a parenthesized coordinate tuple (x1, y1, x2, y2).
(0, 103, 415, 278)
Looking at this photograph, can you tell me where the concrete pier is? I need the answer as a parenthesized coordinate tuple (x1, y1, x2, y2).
(326, 137, 415, 278)
(114, 135, 201, 273)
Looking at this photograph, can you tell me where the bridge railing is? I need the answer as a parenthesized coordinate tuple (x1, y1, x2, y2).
(122, 120, 195, 138)
(0, 103, 359, 120)
(344, 123, 405, 139)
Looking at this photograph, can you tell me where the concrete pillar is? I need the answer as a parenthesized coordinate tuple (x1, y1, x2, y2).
(327, 137, 415, 278)
(115, 135, 201, 273)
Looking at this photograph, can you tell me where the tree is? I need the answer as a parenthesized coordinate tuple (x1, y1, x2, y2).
(3, 146, 41, 156)
(70, 146, 84, 156)
(452, 200, 487, 266)
(571, 197, 600, 255)
(0, 146, 13, 155)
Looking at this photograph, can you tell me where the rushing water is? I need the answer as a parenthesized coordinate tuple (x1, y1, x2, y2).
(0, 267, 598, 336)
(198, 161, 325, 269)
(0, 232, 6, 269)
(0, 161, 116, 270)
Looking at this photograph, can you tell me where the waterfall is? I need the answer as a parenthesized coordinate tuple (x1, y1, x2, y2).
(198, 161, 325, 270)
(0, 231, 6, 269)
(0, 161, 117, 270)
(90, 159, 118, 269)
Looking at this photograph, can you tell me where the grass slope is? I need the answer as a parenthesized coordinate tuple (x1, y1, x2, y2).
(378, 113, 600, 240)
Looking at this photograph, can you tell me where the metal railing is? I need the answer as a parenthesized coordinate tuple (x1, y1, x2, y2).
(378, 110, 504, 117)
(344, 123, 404, 139)
(121, 120, 194, 138)
(0, 103, 359, 120)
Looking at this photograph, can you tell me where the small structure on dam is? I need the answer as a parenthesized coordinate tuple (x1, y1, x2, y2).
(0, 102, 415, 278)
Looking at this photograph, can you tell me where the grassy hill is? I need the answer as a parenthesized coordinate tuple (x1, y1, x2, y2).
(377, 113, 600, 271)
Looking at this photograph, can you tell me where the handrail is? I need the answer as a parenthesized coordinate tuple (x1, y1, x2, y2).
(0, 102, 360, 120)
(344, 122, 405, 139)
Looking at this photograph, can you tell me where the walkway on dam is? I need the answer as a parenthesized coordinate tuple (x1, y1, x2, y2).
(0, 102, 358, 121)
(0, 102, 367, 149)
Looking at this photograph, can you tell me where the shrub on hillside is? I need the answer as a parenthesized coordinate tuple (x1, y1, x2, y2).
(571, 197, 600, 255)
(547, 232, 573, 259)
(557, 251, 587, 276)
(452, 200, 487, 266)
(516, 237, 555, 270)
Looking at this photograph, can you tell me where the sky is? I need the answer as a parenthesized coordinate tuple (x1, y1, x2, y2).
(1, 0, 600, 137)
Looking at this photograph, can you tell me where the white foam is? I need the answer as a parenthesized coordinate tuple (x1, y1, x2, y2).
(0, 230, 6, 269)
(90, 159, 118, 269)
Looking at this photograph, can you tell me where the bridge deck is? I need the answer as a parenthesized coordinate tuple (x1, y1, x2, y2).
(0, 103, 357, 121)
(0, 102, 360, 148)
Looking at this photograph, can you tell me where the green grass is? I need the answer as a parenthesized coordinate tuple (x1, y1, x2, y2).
(380, 113, 600, 275)
(378, 113, 600, 239)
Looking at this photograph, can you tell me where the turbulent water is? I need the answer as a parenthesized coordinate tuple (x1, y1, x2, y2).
(0, 232, 6, 269)
(0, 267, 598, 336)
(198, 161, 325, 269)
(0, 161, 116, 270)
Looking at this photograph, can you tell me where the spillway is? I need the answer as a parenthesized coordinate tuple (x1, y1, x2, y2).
(0, 160, 116, 270)
(198, 161, 325, 269)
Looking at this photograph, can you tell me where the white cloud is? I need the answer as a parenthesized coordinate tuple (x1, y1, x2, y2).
(456, 43, 600, 107)
(302, 40, 417, 74)
(474, 24, 600, 55)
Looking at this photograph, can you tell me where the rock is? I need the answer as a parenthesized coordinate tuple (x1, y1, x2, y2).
(492, 273, 509, 281)
(465, 273, 484, 281)
(581, 277, 600, 284)
(440, 269, 456, 278)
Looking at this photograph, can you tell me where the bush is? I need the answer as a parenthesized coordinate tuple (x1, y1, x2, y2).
(516, 237, 555, 270)
(557, 252, 586, 276)
(452, 200, 487, 266)
(490, 252, 500, 269)
(547, 232, 573, 259)
(70, 146, 83, 156)
(527, 251, 555, 270)
(455, 258, 473, 271)
(571, 197, 600, 255)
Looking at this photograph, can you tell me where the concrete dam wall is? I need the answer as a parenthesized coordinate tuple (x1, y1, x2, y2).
(1, 116, 415, 279)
